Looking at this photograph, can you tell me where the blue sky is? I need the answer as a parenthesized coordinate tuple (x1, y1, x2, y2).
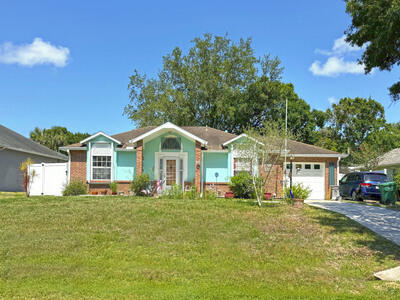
(1, 0, 399, 137)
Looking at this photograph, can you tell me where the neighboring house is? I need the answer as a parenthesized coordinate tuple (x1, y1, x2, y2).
(60, 122, 345, 199)
(0, 124, 68, 192)
(377, 148, 400, 180)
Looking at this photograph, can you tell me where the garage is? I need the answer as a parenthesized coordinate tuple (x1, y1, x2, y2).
(289, 162, 325, 200)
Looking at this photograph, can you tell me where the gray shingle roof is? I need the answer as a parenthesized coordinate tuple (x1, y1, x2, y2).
(378, 148, 400, 168)
(63, 125, 340, 156)
(0, 124, 68, 161)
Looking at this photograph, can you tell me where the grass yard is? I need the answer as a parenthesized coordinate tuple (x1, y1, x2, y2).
(0, 194, 399, 299)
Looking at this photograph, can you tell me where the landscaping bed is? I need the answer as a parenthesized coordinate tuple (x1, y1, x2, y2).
(0, 194, 399, 299)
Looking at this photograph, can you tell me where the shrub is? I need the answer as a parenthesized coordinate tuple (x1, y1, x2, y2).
(109, 181, 118, 194)
(229, 172, 254, 198)
(131, 174, 150, 196)
(284, 183, 311, 200)
(163, 184, 184, 199)
(184, 185, 199, 200)
(203, 189, 217, 200)
(393, 173, 400, 188)
(63, 180, 87, 196)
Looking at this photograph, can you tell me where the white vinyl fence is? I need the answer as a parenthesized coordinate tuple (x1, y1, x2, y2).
(28, 163, 68, 196)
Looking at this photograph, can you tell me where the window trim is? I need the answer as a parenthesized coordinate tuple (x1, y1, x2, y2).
(90, 142, 113, 181)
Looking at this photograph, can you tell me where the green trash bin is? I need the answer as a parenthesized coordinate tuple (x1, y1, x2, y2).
(378, 182, 397, 205)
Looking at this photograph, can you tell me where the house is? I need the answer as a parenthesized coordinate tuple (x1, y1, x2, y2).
(60, 122, 345, 199)
(377, 148, 400, 180)
(0, 124, 68, 192)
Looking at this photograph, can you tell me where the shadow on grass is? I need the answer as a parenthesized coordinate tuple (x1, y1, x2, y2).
(310, 208, 400, 262)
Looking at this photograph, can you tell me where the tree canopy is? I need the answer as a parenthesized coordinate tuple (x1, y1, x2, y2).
(345, 0, 400, 100)
(125, 33, 287, 134)
(30, 126, 90, 152)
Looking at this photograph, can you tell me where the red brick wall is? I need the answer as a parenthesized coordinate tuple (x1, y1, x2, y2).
(70, 150, 86, 182)
(204, 182, 231, 197)
(195, 141, 201, 191)
(136, 140, 143, 176)
(89, 181, 131, 195)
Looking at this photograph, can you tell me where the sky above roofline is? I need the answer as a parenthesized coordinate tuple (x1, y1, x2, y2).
(0, 0, 399, 138)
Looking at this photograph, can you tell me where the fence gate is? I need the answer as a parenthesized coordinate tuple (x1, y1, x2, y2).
(29, 163, 68, 196)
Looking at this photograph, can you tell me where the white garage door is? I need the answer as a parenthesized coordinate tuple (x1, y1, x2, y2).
(287, 162, 325, 200)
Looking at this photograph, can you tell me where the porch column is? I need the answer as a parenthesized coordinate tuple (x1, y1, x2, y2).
(136, 140, 143, 176)
(195, 141, 201, 191)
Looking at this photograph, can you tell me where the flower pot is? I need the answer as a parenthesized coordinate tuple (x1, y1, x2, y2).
(112, 192, 117, 195)
(293, 198, 304, 208)
(225, 192, 234, 199)
(91, 191, 98, 195)
(264, 192, 272, 200)
(101, 190, 107, 195)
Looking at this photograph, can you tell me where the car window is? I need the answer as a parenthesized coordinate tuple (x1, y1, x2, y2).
(355, 174, 361, 181)
(347, 174, 355, 182)
(341, 175, 348, 183)
(364, 174, 387, 182)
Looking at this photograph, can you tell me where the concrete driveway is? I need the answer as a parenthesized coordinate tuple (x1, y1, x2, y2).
(306, 200, 400, 246)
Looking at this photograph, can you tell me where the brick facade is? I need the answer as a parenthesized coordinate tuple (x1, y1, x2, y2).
(204, 182, 231, 197)
(70, 150, 86, 182)
(194, 141, 201, 191)
(136, 140, 143, 176)
(89, 181, 131, 195)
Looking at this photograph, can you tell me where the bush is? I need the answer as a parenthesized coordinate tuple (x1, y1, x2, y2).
(184, 185, 199, 200)
(109, 181, 118, 194)
(229, 172, 254, 198)
(131, 174, 150, 196)
(63, 180, 87, 196)
(163, 184, 184, 199)
(203, 189, 217, 200)
(284, 183, 311, 200)
(393, 173, 400, 189)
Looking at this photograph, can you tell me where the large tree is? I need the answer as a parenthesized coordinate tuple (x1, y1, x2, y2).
(30, 126, 90, 152)
(243, 76, 325, 143)
(345, 0, 400, 100)
(316, 97, 386, 163)
(124, 33, 288, 134)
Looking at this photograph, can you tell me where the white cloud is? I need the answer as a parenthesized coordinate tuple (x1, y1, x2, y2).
(328, 97, 337, 105)
(332, 35, 362, 55)
(0, 38, 69, 67)
(309, 56, 365, 77)
(309, 35, 366, 77)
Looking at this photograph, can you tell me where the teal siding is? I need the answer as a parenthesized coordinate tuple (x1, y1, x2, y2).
(203, 152, 229, 183)
(115, 152, 136, 180)
(143, 132, 196, 181)
(85, 134, 119, 181)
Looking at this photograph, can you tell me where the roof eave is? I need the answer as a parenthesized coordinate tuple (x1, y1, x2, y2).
(129, 122, 208, 145)
(1, 145, 68, 161)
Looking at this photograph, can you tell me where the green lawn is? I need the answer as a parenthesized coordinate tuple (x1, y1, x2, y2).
(0, 194, 399, 299)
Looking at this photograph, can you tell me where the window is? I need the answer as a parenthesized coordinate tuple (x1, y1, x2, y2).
(305, 164, 311, 170)
(161, 137, 181, 150)
(314, 164, 320, 170)
(364, 173, 387, 182)
(92, 156, 111, 180)
(234, 158, 252, 176)
(295, 164, 302, 169)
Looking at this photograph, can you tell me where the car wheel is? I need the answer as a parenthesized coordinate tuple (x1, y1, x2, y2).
(351, 191, 359, 201)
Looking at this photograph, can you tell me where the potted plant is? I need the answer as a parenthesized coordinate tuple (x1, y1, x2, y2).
(91, 190, 98, 195)
(284, 183, 311, 207)
(225, 191, 234, 198)
(109, 182, 118, 195)
(264, 192, 272, 200)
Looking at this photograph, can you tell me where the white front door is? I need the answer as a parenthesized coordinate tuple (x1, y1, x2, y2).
(160, 157, 184, 190)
